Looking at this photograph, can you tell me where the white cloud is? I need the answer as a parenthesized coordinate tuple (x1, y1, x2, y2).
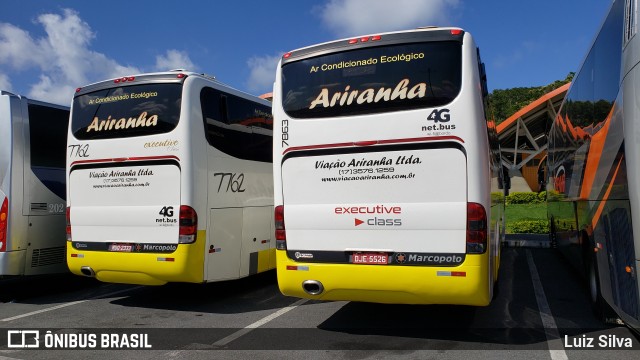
(319, 0, 460, 37)
(154, 50, 196, 72)
(246, 53, 282, 94)
(0, 73, 12, 91)
(0, 23, 48, 70)
(0, 9, 196, 105)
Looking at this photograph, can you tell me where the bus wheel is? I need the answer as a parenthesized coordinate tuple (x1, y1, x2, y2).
(588, 257, 602, 316)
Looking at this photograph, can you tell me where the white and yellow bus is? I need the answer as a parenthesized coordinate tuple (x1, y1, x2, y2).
(1, 91, 69, 276)
(66, 71, 275, 285)
(272, 27, 504, 305)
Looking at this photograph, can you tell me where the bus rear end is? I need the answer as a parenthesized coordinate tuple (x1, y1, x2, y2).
(273, 28, 495, 305)
(0, 92, 17, 275)
(1, 92, 69, 276)
(66, 73, 204, 285)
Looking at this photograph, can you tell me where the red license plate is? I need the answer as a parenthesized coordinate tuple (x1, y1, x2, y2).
(109, 243, 133, 252)
(352, 253, 388, 265)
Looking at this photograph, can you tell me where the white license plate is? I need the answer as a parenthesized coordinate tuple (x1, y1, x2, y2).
(109, 243, 133, 252)
(352, 253, 388, 265)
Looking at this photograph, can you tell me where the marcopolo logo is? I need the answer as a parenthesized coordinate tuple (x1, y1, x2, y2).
(391, 253, 465, 266)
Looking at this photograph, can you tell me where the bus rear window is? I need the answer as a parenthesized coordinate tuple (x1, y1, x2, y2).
(282, 41, 461, 119)
(71, 83, 182, 140)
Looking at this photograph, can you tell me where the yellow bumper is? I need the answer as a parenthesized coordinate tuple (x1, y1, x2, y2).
(276, 250, 491, 306)
(66, 231, 205, 285)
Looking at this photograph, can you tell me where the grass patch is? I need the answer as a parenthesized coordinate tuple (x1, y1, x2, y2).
(505, 203, 547, 222)
(505, 203, 548, 234)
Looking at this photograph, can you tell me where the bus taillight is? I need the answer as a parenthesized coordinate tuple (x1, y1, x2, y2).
(179, 205, 197, 244)
(348, 35, 382, 44)
(275, 205, 286, 250)
(114, 76, 135, 84)
(0, 196, 8, 252)
(466, 202, 487, 254)
(66, 206, 72, 241)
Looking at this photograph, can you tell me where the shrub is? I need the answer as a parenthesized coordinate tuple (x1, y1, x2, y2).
(506, 192, 545, 204)
(546, 190, 564, 202)
(508, 219, 550, 234)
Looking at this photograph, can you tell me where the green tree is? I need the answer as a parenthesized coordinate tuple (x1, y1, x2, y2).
(488, 73, 574, 124)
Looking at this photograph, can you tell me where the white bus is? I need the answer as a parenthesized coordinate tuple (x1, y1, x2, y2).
(548, 0, 639, 331)
(0, 91, 69, 276)
(272, 27, 504, 305)
(66, 71, 275, 285)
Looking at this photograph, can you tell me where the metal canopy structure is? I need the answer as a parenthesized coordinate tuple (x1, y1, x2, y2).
(496, 83, 570, 172)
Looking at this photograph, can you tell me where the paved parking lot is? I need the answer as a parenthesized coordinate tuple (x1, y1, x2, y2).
(0, 247, 637, 359)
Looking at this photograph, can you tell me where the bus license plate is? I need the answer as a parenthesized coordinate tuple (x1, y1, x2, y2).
(109, 243, 133, 252)
(352, 253, 388, 265)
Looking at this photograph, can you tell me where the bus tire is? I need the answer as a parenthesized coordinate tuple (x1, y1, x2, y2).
(587, 254, 605, 321)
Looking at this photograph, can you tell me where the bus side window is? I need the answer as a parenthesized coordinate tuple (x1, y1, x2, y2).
(200, 87, 272, 163)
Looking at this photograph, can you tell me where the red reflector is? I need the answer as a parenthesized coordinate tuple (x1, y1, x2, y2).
(114, 79, 121, 83)
(360, 37, 370, 42)
(348, 39, 358, 44)
(75, 87, 82, 92)
(451, 29, 462, 35)
(451, 272, 466, 277)
(71, 254, 78, 258)
(286, 265, 298, 270)
(371, 35, 382, 41)
(127, 76, 135, 81)
(283, 52, 292, 59)
(177, 73, 185, 79)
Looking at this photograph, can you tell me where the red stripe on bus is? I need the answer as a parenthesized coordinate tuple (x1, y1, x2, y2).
(70, 155, 180, 167)
(282, 136, 464, 155)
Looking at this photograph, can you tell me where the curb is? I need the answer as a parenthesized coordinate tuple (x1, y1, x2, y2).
(503, 234, 551, 248)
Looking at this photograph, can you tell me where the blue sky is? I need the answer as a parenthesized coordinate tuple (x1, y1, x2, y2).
(0, 0, 611, 106)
